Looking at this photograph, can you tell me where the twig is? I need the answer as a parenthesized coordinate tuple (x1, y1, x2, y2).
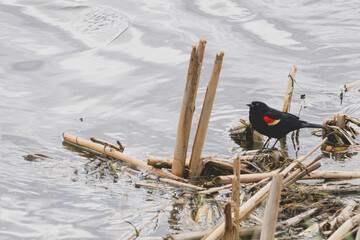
(91, 137, 125, 152)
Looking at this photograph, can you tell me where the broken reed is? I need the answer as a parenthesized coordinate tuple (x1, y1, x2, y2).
(282, 66, 297, 113)
(172, 39, 207, 177)
(260, 175, 283, 240)
(203, 137, 327, 239)
(172, 39, 224, 179)
(189, 51, 224, 178)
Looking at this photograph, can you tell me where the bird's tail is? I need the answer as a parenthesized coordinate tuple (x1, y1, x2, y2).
(301, 121, 325, 129)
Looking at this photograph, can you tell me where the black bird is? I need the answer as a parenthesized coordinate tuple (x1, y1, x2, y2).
(247, 101, 324, 152)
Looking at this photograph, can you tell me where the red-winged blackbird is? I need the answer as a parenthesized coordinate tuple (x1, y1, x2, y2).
(247, 101, 324, 151)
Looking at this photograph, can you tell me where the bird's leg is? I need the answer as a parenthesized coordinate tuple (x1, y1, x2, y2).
(257, 137, 271, 153)
(270, 139, 279, 149)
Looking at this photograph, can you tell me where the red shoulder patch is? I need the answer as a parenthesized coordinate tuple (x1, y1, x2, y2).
(263, 116, 280, 126)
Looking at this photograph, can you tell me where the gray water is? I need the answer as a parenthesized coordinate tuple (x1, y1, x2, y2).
(1, 0, 359, 239)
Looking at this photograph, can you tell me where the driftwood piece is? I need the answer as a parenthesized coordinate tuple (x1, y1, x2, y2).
(63, 133, 189, 183)
(260, 175, 283, 240)
(189, 51, 224, 179)
(173, 39, 207, 177)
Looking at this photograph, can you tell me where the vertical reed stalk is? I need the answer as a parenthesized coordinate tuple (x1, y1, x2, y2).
(172, 39, 207, 177)
(260, 175, 283, 240)
(232, 156, 241, 238)
(189, 51, 224, 178)
(282, 66, 297, 113)
(223, 202, 233, 240)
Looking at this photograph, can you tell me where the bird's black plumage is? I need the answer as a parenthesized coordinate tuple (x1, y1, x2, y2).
(247, 101, 324, 150)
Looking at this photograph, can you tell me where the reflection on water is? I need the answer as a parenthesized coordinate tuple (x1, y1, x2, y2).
(0, 0, 359, 238)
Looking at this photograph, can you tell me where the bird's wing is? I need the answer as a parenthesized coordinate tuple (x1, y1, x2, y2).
(262, 109, 299, 126)
(281, 111, 300, 120)
(262, 109, 282, 126)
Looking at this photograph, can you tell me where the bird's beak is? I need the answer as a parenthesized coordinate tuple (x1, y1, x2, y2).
(246, 103, 253, 108)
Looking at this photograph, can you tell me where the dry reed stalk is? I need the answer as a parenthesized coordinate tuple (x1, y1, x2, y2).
(328, 213, 360, 240)
(223, 202, 233, 240)
(204, 139, 325, 239)
(63, 133, 189, 183)
(163, 230, 210, 240)
(356, 225, 360, 240)
(282, 66, 297, 113)
(232, 157, 241, 238)
(346, 115, 360, 126)
(148, 155, 253, 174)
(198, 183, 232, 195)
(335, 113, 346, 128)
(147, 155, 190, 169)
(298, 200, 357, 237)
(345, 80, 360, 91)
(189, 51, 224, 178)
(173, 39, 207, 177)
(303, 170, 360, 180)
(214, 162, 360, 185)
(278, 207, 318, 228)
(260, 175, 283, 240)
(330, 200, 357, 228)
(281, 137, 327, 177)
(213, 171, 279, 185)
(235, 208, 318, 239)
(203, 157, 237, 172)
(146, 175, 205, 191)
(283, 154, 323, 186)
(90, 137, 124, 152)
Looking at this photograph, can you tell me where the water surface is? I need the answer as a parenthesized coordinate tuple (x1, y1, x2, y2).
(1, 0, 359, 238)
